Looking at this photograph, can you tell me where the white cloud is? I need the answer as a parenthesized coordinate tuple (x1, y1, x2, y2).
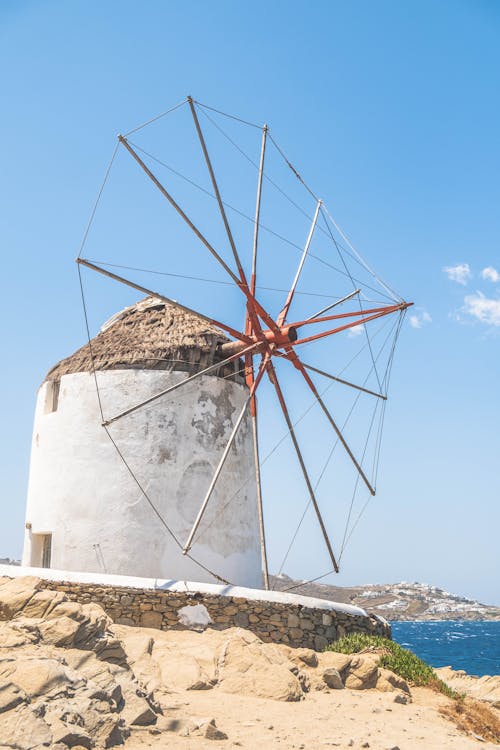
(480, 266, 500, 283)
(463, 292, 500, 327)
(443, 263, 471, 285)
(409, 311, 432, 329)
(347, 324, 365, 338)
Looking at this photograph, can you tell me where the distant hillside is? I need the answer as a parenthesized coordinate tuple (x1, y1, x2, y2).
(270, 575, 500, 621)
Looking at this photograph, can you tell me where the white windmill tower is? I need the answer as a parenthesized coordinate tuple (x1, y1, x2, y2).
(22, 296, 264, 587)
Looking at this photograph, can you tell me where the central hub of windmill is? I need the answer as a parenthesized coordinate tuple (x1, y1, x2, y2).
(220, 325, 298, 357)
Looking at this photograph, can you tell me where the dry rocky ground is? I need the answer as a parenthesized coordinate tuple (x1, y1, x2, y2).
(0, 575, 498, 750)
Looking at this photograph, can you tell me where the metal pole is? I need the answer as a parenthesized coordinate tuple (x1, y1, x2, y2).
(104, 343, 257, 426)
(289, 356, 376, 496)
(76, 258, 251, 344)
(314, 389, 375, 496)
(251, 125, 268, 293)
(182, 356, 269, 554)
(118, 135, 279, 335)
(278, 199, 322, 325)
(299, 362, 386, 400)
(188, 97, 248, 287)
(182, 398, 249, 554)
(291, 301, 409, 329)
(118, 135, 240, 285)
(267, 362, 339, 573)
(305, 288, 361, 322)
(251, 406, 269, 589)
(293, 306, 410, 346)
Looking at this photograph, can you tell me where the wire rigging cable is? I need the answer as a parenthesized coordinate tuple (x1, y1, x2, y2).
(124, 139, 395, 303)
(196, 106, 399, 302)
(274, 312, 401, 581)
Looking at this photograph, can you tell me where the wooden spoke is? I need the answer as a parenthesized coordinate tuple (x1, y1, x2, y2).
(118, 135, 279, 335)
(76, 258, 252, 344)
(278, 199, 322, 326)
(266, 361, 339, 573)
(299, 362, 387, 400)
(251, 400, 269, 589)
(291, 301, 410, 329)
(182, 354, 269, 554)
(188, 97, 249, 288)
(283, 350, 376, 496)
(305, 288, 361, 321)
(292, 305, 411, 346)
(251, 124, 268, 295)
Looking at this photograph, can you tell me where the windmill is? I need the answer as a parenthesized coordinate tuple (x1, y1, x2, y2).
(26, 97, 411, 590)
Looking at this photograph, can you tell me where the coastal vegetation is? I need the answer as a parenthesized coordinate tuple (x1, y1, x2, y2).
(326, 632, 456, 694)
(327, 633, 500, 744)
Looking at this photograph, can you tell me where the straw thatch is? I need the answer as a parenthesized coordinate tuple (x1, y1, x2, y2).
(46, 297, 243, 383)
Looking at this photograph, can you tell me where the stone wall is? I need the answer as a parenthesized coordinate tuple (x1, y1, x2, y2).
(38, 579, 390, 650)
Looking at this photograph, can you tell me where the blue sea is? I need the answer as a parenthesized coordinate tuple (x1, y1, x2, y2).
(391, 620, 500, 677)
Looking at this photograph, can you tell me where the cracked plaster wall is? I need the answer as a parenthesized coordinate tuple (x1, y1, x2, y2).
(23, 369, 262, 587)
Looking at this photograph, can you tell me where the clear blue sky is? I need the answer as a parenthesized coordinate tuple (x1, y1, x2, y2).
(1, 1, 499, 604)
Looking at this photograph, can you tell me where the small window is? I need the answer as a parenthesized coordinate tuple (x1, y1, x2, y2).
(44, 380, 60, 413)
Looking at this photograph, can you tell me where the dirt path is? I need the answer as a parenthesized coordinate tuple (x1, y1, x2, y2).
(126, 686, 495, 749)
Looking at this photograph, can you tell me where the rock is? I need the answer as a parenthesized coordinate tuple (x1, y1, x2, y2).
(234, 612, 249, 628)
(156, 647, 214, 691)
(0, 578, 40, 620)
(322, 668, 344, 690)
(93, 637, 128, 665)
(0, 704, 53, 749)
(287, 613, 300, 629)
(48, 718, 92, 749)
(376, 668, 411, 696)
(21, 591, 64, 620)
(343, 656, 379, 690)
(0, 621, 39, 649)
(89, 714, 127, 748)
(0, 681, 29, 713)
(297, 670, 311, 693)
(216, 630, 302, 701)
(140, 611, 162, 629)
(393, 691, 411, 704)
(45, 601, 85, 623)
(120, 689, 157, 726)
(319, 651, 352, 678)
(314, 635, 328, 651)
(0, 658, 77, 699)
(177, 603, 212, 631)
(290, 648, 318, 668)
(188, 718, 228, 740)
(203, 719, 228, 740)
(63, 650, 121, 703)
(37, 616, 80, 647)
(436, 666, 500, 708)
(112, 630, 153, 663)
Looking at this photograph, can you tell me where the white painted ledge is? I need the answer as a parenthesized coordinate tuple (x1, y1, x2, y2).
(0, 564, 368, 618)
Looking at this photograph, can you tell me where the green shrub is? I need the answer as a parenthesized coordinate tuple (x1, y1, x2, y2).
(326, 632, 457, 698)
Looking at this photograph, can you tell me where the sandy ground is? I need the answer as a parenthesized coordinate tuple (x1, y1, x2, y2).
(126, 686, 496, 750)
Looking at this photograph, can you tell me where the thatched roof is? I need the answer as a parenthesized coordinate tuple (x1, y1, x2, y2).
(45, 297, 242, 382)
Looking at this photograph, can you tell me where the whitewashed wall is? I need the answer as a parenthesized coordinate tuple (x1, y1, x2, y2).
(22, 369, 262, 587)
